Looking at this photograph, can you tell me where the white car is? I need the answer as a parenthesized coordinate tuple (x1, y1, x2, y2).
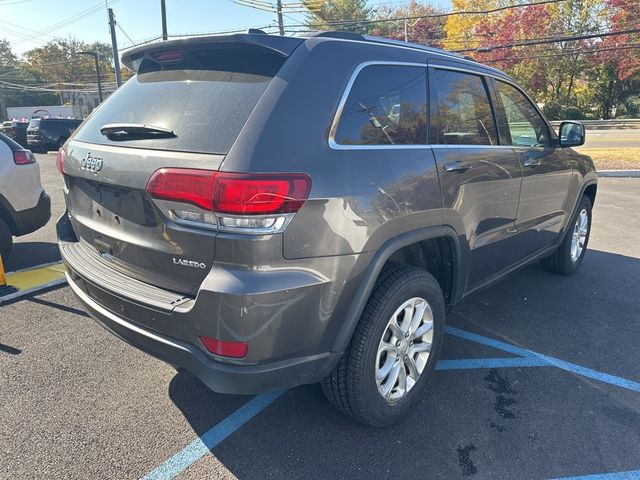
(0, 133, 50, 260)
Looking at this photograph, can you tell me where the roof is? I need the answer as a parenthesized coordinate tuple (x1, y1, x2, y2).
(121, 29, 507, 78)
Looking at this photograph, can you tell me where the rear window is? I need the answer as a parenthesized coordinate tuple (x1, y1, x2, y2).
(74, 44, 286, 154)
(27, 119, 40, 129)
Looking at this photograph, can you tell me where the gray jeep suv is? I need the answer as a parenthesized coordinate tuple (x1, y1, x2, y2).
(57, 31, 597, 426)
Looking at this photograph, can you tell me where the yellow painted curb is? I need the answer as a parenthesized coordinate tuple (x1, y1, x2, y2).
(5, 262, 66, 292)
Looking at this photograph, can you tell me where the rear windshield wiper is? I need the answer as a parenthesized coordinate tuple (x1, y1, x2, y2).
(100, 123, 177, 141)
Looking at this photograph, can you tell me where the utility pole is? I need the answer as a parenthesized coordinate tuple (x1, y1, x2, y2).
(161, 0, 168, 40)
(108, 8, 122, 87)
(276, 0, 284, 36)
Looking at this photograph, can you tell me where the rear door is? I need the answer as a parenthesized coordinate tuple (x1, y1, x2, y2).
(428, 65, 522, 291)
(490, 79, 572, 256)
(63, 42, 288, 295)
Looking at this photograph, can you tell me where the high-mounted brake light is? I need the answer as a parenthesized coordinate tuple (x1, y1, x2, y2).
(151, 50, 184, 62)
(146, 168, 311, 233)
(13, 150, 35, 165)
(56, 148, 65, 174)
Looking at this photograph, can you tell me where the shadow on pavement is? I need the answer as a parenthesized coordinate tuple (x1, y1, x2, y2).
(5, 241, 61, 272)
(167, 249, 640, 479)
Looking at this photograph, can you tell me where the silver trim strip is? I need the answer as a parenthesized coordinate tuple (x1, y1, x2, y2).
(328, 61, 430, 151)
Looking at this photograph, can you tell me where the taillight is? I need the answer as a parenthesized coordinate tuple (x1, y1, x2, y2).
(146, 168, 311, 234)
(13, 150, 36, 165)
(199, 336, 248, 358)
(146, 168, 215, 211)
(213, 173, 310, 215)
(11, 127, 17, 138)
(56, 148, 65, 174)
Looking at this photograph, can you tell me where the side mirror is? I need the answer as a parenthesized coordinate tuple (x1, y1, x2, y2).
(558, 121, 585, 147)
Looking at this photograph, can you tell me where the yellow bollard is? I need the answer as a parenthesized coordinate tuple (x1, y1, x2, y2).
(0, 255, 6, 287)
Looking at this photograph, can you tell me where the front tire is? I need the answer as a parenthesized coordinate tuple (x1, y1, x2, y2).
(322, 265, 445, 427)
(540, 195, 592, 275)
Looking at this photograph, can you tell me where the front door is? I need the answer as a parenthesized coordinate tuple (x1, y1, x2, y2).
(429, 66, 523, 291)
(490, 79, 573, 257)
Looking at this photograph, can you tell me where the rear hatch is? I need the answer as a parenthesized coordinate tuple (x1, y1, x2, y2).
(26, 118, 41, 141)
(63, 36, 299, 295)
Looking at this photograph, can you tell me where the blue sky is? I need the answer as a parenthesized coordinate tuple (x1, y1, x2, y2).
(0, 0, 452, 55)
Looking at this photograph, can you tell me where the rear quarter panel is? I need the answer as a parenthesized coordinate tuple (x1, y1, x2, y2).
(222, 38, 444, 259)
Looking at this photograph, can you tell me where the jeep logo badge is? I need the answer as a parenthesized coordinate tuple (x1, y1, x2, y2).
(80, 153, 104, 174)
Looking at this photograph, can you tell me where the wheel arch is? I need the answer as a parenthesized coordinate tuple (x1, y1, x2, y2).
(331, 225, 463, 353)
(0, 194, 18, 235)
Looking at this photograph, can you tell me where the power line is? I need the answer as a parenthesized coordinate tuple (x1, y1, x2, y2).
(281, 0, 570, 29)
(12, 0, 119, 47)
(480, 42, 640, 63)
(455, 28, 640, 53)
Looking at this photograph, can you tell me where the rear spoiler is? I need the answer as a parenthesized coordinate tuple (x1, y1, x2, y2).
(121, 33, 305, 71)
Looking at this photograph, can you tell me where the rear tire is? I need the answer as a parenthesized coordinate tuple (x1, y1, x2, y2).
(540, 195, 592, 275)
(0, 218, 12, 261)
(322, 265, 445, 427)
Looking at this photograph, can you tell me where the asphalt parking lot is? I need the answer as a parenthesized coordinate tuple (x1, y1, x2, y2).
(1, 153, 639, 479)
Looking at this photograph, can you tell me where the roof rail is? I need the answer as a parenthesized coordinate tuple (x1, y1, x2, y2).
(298, 31, 365, 41)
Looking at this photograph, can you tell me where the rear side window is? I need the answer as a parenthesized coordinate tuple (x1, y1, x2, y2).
(430, 69, 498, 146)
(334, 65, 428, 146)
(73, 44, 286, 154)
(494, 81, 550, 147)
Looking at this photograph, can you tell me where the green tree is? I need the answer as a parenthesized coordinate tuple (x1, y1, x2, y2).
(0, 38, 57, 120)
(304, 0, 375, 34)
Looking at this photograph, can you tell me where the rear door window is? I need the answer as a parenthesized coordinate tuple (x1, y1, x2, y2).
(430, 69, 498, 145)
(333, 64, 428, 146)
(73, 44, 286, 154)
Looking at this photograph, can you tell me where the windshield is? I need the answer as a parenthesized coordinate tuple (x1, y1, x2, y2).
(73, 44, 286, 154)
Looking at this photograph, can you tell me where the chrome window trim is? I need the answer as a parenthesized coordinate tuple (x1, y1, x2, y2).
(328, 61, 430, 151)
(430, 144, 515, 150)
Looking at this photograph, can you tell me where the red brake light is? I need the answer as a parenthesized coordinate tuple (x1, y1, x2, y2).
(213, 173, 311, 215)
(13, 150, 35, 165)
(199, 336, 248, 358)
(56, 148, 65, 174)
(146, 168, 216, 211)
(151, 50, 184, 62)
(146, 169, 311, 215)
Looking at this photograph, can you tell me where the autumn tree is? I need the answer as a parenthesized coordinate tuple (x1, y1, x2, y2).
(371, 1, 446, 47)
(304, 0, 374, 33)
(444, 0, 514, 50)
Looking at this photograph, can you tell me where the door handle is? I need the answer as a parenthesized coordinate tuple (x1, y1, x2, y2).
(523, 157, 541, 168)
(444, 161, 472, 172)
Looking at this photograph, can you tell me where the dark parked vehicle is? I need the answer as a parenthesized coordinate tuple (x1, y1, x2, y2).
(27, 117, 82, 152)
(57, 32, 597, 426)
(1, 120, 28, 148)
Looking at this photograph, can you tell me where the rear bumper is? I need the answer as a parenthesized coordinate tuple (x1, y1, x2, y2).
(66, 270, 340, 394)
(12, 191, 51, 236)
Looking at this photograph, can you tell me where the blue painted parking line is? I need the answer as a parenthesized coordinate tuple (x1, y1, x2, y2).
(141, 327, 640, 480)
(436, 357, 548, 370)
(142, 389, 284, 480)
(551, 470, 640, 479)
(445, 326, 640, 393)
